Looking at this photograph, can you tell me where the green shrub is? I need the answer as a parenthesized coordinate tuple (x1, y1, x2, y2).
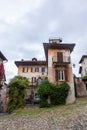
(8, 76, 29, 113)
(37, 80, 70, 107)
(51, 82, 70, 105)
(82, 75, 87, 81)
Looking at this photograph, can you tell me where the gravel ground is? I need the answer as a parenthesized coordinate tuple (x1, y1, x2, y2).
(0, 100, 87, 130)
(0, 112, 87, 130)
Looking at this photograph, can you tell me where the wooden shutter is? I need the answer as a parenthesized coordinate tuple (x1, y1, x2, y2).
(55, 70, 58, 82)
(31, 67, 32, 72)
(57, 52, 63, 62)
(65, 68, 69, 82)
(31, 77, 33, 83)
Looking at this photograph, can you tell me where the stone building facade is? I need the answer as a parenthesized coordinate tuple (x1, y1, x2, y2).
(74, 78, 87, 97)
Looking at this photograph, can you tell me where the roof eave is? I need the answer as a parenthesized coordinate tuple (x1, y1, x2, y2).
(0, 51, 8, 61)
(43, 43, 75, 61)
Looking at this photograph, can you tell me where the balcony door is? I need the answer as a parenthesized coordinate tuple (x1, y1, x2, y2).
(57, 52, 63, 62)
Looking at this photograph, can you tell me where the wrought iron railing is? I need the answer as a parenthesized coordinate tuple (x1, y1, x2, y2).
(52, 56, 70, 63)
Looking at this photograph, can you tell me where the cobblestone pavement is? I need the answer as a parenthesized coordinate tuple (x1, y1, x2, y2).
(0, 116, 57, 130)
(0, 102, 87, 130)
(0, 112, 87, 130)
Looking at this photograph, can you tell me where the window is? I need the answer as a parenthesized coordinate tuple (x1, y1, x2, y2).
(45, 67, 48, 73)
(42, 67, 45, 72)
(39, 67, 42, 73)
(57, 52, 63, 62)
(31, 67, 35, 72)
(85, 68, 87, 74)
(22, 67, 28, 73)
(35, 67, 39, 72)
(58, 70, 65, 81)
(32, 77, 36, 83)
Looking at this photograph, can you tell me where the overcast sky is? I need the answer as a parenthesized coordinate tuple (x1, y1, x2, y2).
(0, 0, 87, 82)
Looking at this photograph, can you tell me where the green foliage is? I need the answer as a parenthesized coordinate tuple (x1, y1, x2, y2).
(82, 75, 87, 81)
(37, 80, 54, 107)
(37, 80, 53, 96)
(51, 82, 70, 105)
(37, 80, 70, 107)
(8, 76, 29, 113)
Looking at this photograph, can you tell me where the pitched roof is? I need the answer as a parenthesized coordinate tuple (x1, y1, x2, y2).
(43, 43, 75, 60)
(15, 60, 47, 67)
(79, 55, 87, 63)
(0, 51, 8, 61)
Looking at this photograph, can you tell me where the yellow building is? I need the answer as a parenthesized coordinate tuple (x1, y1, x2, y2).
(15, 58, 48, 88)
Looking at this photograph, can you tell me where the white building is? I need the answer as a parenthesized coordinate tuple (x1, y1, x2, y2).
(79, 55, 87, 77)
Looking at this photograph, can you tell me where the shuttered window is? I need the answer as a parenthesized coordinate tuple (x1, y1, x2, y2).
(35, 67, 39, 72)
(45, 67, 48, 73)
(22, 67, 28, 73)
(31, 67, 35, 72)
(39, 67, 42, 72)
(55, 70, 65, 81)
(42, 67, 45, 72)
(32, 77, 37, 83)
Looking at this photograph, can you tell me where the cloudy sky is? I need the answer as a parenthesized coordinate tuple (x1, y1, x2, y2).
(0, 0, 87, 82)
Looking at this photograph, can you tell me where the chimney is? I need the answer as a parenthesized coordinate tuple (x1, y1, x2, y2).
(49, 37, 62, 44)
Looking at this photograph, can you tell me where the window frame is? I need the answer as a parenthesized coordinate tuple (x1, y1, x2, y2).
(22, 67, 28, 73)
(58, 70, 65, 81)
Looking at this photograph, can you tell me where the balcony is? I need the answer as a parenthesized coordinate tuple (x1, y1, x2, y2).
(52, 55, 70, 66)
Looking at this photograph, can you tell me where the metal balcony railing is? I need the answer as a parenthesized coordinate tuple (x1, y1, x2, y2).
(52, 56, 70, 64)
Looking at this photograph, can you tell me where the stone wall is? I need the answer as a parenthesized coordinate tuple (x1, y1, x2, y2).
(75, 78, 87, 97)
(0, 84, 8, 112)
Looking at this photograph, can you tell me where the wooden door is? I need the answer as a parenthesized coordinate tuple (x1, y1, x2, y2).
(57, 52, 63, 62)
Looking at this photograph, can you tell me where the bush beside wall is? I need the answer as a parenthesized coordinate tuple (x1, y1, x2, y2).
(37, 80, 70, 107)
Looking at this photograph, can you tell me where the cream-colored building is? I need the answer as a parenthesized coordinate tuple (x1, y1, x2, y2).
(15, 58, 48, 87)
(15, 58, 48, 99)
(43, 38, 75, 104)
(79, 55, 87, 92)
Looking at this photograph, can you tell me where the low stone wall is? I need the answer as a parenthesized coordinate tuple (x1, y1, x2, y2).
(75, 78, 87, 97)
(0, 84, 8, 112)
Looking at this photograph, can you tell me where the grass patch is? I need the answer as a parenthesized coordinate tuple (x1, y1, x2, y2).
(0, 97, 87, 120)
